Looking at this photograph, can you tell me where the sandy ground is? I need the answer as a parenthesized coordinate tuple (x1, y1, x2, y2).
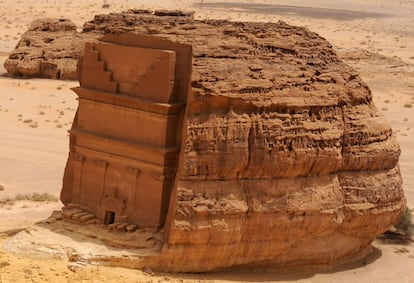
(0, 0, 413, 282)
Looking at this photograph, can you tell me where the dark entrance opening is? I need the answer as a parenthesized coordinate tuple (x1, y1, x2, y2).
(104, 210, 115, 225)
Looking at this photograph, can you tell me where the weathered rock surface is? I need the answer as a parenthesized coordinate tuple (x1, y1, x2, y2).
(7, 11, 406, 272)
(4, 18, 94, 79)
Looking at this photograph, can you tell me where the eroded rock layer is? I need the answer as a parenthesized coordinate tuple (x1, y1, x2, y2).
(4, 18, 94, 79)
(7, 11, 405, 271)
(90, 13, 404, 271)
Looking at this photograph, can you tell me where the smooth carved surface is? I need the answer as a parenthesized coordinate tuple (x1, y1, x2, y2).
(12, 11, 405, 272)
(61, 34, 192, 229)
(80, 42, 118, 93)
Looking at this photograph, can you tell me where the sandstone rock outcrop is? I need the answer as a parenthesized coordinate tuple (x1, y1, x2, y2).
(4, 18, 94, 79)
(9, 11, 405, 272)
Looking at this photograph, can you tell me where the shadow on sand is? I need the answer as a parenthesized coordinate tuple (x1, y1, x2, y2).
(163, 247, 382, 282)
(4, 217, 383, 282)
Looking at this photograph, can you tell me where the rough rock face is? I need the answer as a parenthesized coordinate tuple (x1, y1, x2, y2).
(9, 11, 406, 272)
(4, 18, 93, 79)
(94, 13, 404, 272)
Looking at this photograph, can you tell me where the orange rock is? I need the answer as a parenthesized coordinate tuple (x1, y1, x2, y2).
(10, 11, 405, 272)
(4, 18, 93, 79)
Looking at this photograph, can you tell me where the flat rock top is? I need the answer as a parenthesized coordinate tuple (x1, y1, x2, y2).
(6, 11, 369, 108)
(83, 11, 368, 108)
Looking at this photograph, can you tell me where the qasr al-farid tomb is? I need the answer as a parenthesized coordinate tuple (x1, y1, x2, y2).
(61, 34, 191, 229)
(58, 13, 405, 272)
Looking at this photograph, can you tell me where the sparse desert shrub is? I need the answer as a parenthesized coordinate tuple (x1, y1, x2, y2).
(0, 184, 4, 191)
(381, 107, 388, 111)
(0, 193, 58, 207)
(403, 103, 413, 108)
(0, 197, 14, 207)
(15, 193, 58, 202)
(394, 247, 409, 254)
(15, 194, 25, 201)
(395, 208, 414, 239)
(102, 3, 110, 8)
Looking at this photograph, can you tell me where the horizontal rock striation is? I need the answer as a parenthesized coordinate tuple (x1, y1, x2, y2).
(99, 13, 402, 271)
(4, 18, 93, 79)
(8, 11, 405, 271)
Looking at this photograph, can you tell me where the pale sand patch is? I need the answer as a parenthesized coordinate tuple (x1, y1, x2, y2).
(0, 76, 78, 199)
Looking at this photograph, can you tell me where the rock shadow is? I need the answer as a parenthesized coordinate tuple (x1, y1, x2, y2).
(156, 246, 382, 282)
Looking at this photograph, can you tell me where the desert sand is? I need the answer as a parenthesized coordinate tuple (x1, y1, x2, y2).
(0, 0, 413, 282)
